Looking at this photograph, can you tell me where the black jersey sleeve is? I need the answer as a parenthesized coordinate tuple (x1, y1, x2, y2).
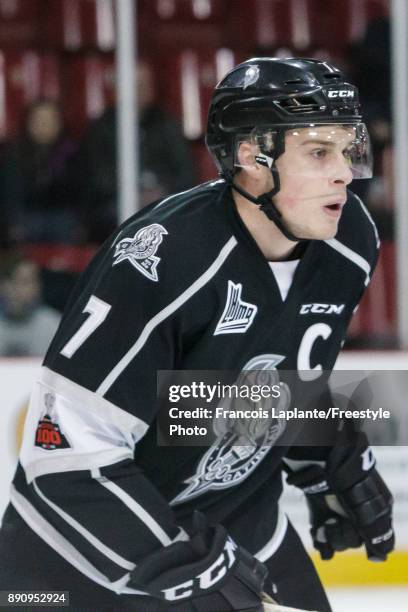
(13, 203, 239, 599)
(12, 222, 192, 596)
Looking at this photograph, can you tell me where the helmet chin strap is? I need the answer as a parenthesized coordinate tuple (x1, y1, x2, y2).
(228, 130, 308, 242)
(229, 159, 303, 243)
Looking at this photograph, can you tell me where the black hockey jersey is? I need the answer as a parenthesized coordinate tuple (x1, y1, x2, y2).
(7, 179, 379, 597)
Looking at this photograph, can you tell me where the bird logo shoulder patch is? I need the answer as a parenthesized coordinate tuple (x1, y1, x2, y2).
(214, 281, 257, 335)
(112, 223, 168, 282)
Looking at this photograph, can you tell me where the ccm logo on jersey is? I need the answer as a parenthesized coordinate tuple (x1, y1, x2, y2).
(162, 537, 237, 601)
(328, 90, 354, 98)
(214, 281, 257, 335)
(300, 303, 345, 315)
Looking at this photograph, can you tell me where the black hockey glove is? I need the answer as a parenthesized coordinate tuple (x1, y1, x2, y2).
(128, 513, 268, 611)
(286, 432, 394, 562)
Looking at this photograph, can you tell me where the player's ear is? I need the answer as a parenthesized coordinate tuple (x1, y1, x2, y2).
(236, 141, 259, 179)
(237, 141, 256, 171)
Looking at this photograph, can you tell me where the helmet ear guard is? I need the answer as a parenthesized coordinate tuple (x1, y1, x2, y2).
(235, 126, 284, 170)
(254, 154, 273, 168)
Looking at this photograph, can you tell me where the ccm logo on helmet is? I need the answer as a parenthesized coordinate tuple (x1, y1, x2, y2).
(328, 90, 354, 98)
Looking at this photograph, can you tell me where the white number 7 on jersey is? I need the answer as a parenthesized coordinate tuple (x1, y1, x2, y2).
(60, 295, 111, 358)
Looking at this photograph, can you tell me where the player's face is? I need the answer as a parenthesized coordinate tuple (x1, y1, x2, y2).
(273, 126, 354, 240)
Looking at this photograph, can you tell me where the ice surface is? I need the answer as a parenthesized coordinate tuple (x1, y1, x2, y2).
(327, 586, 408, 612)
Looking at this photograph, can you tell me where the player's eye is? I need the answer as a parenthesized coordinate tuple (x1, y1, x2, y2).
(310, 148, 327, 159)
(342, 147, 353, 163)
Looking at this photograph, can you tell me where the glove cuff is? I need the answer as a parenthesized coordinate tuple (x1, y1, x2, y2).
(335, 469, 393, 527)
(286, 464, 330, 495)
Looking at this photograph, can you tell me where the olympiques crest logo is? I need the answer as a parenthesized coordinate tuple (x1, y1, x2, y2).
(170, 354, 290, 505)
(113, 223, 168, 282)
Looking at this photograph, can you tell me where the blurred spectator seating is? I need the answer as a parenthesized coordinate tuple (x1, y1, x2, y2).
(347, 241, 396, 347)
(1, 99, 82, 244)
(62, 53, 115, 137)
(190, 140, 217, 183)
(43, 0, 115, 51)
(22, 242, 97, 312)
(346, 14, 393, 244)
(0, 0, 391, 55)
(160, 48, 238, 139)
(0, 51, 60, 139)
(23, 242, 96, 273)
(0, 0, 43, 48)
(0, 251, 60, 356)
(139, 0, 229, 49)
(74, 59, 196, 242)
(0, 0, 395, 346)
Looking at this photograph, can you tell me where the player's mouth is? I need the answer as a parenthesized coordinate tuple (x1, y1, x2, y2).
(323, 201, 346, 218)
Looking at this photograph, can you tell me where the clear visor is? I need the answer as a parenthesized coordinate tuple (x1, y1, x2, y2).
(235, 123, 373, 180)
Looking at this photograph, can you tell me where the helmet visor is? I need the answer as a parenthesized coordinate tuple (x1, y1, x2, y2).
(236, 123, 373, 180)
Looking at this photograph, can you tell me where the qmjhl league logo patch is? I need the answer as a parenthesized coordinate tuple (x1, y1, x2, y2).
(34, 392, 71, 451)
(214, 281, 257, 335)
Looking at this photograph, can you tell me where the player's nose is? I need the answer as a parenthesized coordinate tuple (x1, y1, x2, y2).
(331, 155, 353, 186)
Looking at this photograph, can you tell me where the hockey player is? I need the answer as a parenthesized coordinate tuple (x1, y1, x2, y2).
(0, 58, 394, 611)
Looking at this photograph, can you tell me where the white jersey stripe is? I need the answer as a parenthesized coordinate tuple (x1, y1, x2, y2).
(97, 236, 237, 395)
(153, 180, 224, 211)
(172, 527, 190, 543)
(111, 183, 222, 247)
(32, 479, 135, 571)
(24, 448, 133, 484)
(91, 468, 172, 546)
(324, 238, 371, 286)
(154, 183, 215, 209)
(10, 485, 146, 595)
(40, 367, 149, 440)
(354, 194, 381, 248)
(254, 509, 288, 562)
(283, 457, 326, 470)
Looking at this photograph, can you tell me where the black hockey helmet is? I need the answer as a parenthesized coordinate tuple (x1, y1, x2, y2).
(205, 57, 372, 240)
(206, 57, 364, 175)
